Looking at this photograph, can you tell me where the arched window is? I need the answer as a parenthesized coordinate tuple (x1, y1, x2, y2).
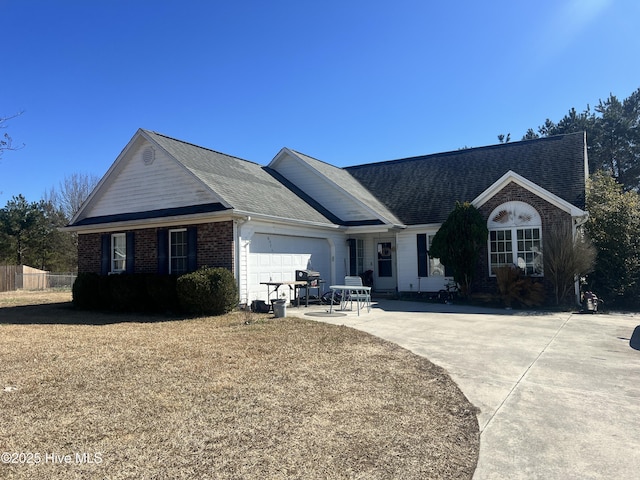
(487, 201, 543, 276)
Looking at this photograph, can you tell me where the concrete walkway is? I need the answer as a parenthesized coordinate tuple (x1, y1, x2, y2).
(294, 299, 640, 479)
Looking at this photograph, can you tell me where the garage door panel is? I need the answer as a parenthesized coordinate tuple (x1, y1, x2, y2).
(248, 234, 330, 302)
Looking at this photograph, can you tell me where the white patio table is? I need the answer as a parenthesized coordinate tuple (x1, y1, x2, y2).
(328, 284, 372, 315)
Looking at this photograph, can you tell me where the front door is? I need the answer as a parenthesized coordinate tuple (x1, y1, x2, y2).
(374, 238, 396, 292)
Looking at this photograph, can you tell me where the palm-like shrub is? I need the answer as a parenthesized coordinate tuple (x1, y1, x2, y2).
(494, 265, 545, 308)
(543, 225, 596, 305)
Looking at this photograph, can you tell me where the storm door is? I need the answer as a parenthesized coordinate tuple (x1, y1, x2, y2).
(374, 239, 396, 291)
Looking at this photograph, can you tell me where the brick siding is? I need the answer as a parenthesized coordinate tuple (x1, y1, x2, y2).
(195, 221, 234, 271)
(474, 182, 573, 296)
(77, 233, 102, 274)
(77, 220, 235, 274)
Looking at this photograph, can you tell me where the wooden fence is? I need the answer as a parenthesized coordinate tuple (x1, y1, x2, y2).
(0, 265, 19, 292)
(0, 265, 76, 292)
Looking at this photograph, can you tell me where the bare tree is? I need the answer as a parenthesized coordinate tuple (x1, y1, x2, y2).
(47, 172, 100, 221)
(41, 173, 100, 272)
(0, 112, 24, 158)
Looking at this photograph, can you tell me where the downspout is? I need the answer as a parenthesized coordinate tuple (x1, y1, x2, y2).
(574, 212, 589, 229)
(327, 237, 336, 286)
(572, 212, 590, 305)
(574, 130, 590, 304)
(234, 216, 251, 307)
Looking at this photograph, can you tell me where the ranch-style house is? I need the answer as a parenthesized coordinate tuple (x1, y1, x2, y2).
(65, 129, 589, 305)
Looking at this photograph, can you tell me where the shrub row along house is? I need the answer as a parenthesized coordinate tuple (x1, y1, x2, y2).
(65, 129, 589, 305)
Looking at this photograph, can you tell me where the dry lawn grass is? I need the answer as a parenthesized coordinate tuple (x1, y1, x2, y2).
(0, 290, 478, 479)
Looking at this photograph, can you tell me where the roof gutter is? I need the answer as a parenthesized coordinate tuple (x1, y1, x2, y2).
(61, 210, 237, 234)
(342, 223, 406, 234)
(231, 210, 341, 230)
(63, 209, 342, 234)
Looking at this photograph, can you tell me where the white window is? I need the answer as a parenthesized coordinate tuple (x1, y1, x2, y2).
(170, 229, 188, 275)
(488, 201, 543, 276)
(489, 230, 513, 268)
(111, 233, 126, 273)
(428, 234, 445, 276)
(348, 238, 365, 276)
(417, 233, 445, 277)
(355, 239, 365, 275)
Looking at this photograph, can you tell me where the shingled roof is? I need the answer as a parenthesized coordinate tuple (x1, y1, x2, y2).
(143, 130, 337, 225)
(286, 149, 404, 226)
(344, 132, 587, 225)
(69, 130, 587, 230)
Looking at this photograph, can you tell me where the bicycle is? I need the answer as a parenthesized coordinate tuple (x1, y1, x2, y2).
(437, 281, 459, 304)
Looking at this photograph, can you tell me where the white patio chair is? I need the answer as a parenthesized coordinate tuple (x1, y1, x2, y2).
(344, 276, 371, 313)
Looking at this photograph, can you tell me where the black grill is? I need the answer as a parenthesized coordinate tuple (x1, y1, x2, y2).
(295, 269, 320, 282)
(295, 270, 322, 307)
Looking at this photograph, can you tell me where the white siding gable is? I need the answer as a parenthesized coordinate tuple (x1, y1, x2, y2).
(82, 137, 223, 219)
(271, 151, 377, 222)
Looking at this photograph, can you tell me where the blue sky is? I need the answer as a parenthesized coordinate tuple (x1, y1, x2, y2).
(1, 0, 639, 207)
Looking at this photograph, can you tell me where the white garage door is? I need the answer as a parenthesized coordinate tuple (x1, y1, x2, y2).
(248, 234, 331, 302)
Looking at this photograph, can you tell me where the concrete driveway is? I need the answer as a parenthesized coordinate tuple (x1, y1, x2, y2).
(299, 299, 640, 479)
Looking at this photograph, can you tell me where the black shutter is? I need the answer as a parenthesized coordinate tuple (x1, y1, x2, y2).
(101, 234, 110, 275)
(417, 234, 428, 277)
(126, 232, 135, 273)
(347, 239, 356, 276)
(187, 226, 198, 272)
(157, 229, 168, 274)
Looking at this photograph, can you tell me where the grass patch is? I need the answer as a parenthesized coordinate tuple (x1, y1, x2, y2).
(0, 291, 478, 479)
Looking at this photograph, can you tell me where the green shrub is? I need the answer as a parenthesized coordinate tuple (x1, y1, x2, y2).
(74, 271, 236, 315)
(145, 274, 179, 312)
(73, 273, 180, 313)
(176, 267, 238, 316)
(97, 275, 111, 309)
(429, 202, 488, 298)
(108, 274, 146, 311)
(72, 272, 103, 310)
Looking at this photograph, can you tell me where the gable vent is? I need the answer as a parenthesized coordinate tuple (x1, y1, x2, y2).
(142, 147, 155, 165)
